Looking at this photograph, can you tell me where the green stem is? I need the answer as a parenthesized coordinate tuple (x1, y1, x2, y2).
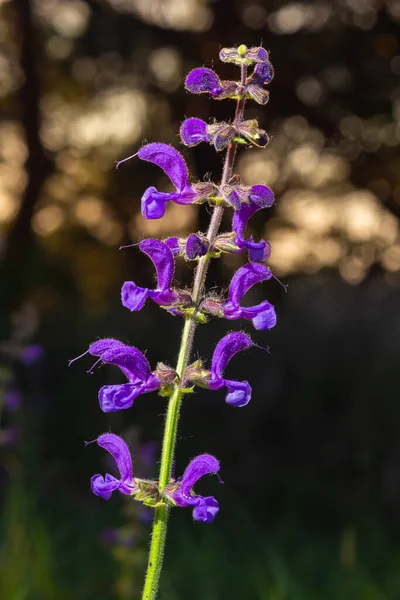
(141, 64, 248, 600)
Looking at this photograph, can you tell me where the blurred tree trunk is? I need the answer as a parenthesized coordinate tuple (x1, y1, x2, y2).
(0, 0, 52, 309)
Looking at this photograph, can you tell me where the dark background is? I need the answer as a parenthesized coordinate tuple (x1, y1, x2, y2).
(1, 0, 400, 598)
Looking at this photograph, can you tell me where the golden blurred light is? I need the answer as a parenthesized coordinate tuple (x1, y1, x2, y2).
(268, 3, 311, 34)
(339, 256, 366, 285)
(46, 36, 74, 59)
(91, 219, 123, 245)
(287, 144, 319, 176)
(41, 88, 148, 153)
(241, 4, 267, 29)
(32, 205, 64, 236)
(107, 0, 213, 32)
(280, 190, 337, 235)
(73, 196, 105, 227)
(296, 77, 323, 106)
(149, 47, 182, 92)
(323, 64, 353, 93)
(0, 193, 18, 223)
(35, 0, 90, 38)
(132, 202, 197, 238)
(340, 191, 381, 241)
(239, 155, 279, 187)
(381, 245, 400, 272)
(387, 0, 400, 22)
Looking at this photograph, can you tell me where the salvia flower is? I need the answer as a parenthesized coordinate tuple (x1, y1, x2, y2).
(121, 239, 178, 311)
(88, 339, 161, 412)
(168, 454, 220, 523)
(138, 143, 197, 219)
(209, 332, 253, 406)
(91, 433, 137, 500)
(233, 202, 273, 262)
(221, 264, 276, 330)
(180, 118, 211, 147)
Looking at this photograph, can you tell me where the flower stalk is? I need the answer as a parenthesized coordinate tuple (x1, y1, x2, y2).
(75, 44, 277, 600)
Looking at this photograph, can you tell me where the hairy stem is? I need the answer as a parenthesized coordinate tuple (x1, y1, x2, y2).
(141, 65, 248, 600)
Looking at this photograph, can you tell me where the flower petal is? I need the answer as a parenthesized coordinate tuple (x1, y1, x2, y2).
(252, 61, 274, 85)
(224, 379, 252, 407)
(141, 188, 171, 219)
(180, 118, 210, 146)
(192, 496, 219, 523)
(185, 233, 208, 260)
(97, 433, 133, 482)
(211, 332, 253, 380)
(251, 303, 277, 330)
(138, 143, 189, 191)
(92, 341, 152, 382)
(98, 383, 144, 412)
(228, 263, 272, 306)
(179, 453, 220, 497)
(139, 239, 175, 291)
(185, 68, 222, 96)
(248, 185, 274, 208)
(121, 282, 149, 311)
(91, 473, 120, 500)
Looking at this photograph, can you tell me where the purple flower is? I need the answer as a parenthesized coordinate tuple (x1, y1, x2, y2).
(209, 332, 253, 407)
(88, 339, 161, 412)
(222, 264, 276, 330)
(171, 454, 220, 523)
(21, 344, 44, 365)
(185, 234, 208, 260)
(180, 118, 210, 147)
(91, 433, 137, 499)
(185, 68, 223, 97)
(233, 203, 272, 262)
(3, 389, 21, 412)
(138, 144, 197, 219)
(121, 239, 177, 312)
(251, 61, 274, 86)
(164, 236, 181, 256)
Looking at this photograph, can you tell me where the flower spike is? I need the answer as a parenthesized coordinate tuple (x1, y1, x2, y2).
(209, 332, 253, 407)
(222, 264, 276, 330)
(91, 433, 136, 499)
(88, 339, 161, 412)
(138, 143, 197, 219)
(169, 454, 220, 523)
(121, 239, 178, 312)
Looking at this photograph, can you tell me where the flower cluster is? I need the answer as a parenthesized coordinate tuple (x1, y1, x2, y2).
(75, 45, 277, 530)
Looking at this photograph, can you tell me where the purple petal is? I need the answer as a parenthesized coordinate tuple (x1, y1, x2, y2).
(248, 239, 271, 262)
(164, 237, 181, 256)
(21, 344, 44, 365)
(91, 473, 120, 500)
(89, 338, 127, 356)
(97, 433, 133, 482)
(121, 282, 149, 311)
(4, 389, 21, 412)
(186, 234, 208, 260)
(91, 341, 152, 382)
(138, 143, 189, 191)
(98, 383, 144, 412)
(185, 68, 222, 96)
(139, 239, 175, 291)
(228, 263, 272, 306)
(224, 380, 252, 407)
(233, 203, 263, 244)
(253, 61, 274, 85)
(192, 496, 219, 523)
(180, 118, 210, 146)
(179, 454, 220, 496)
(248, 185, 274, 208)
(251, 303, 277, 330)
(141, 187, 171, 219)
(211, 332, 253, 380)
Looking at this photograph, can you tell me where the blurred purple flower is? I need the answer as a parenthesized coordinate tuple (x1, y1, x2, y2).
(21, 344, 44, 365)
(3, 389, 21, 412)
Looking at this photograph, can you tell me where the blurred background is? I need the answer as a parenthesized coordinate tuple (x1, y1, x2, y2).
(1, 0, 400, 598)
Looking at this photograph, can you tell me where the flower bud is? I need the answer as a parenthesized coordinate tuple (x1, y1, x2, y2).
(200, 299, 225, 318)
(184, 360, 210, 388)
(155, 362, 179, 385)
(214, 233, 241, 254)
